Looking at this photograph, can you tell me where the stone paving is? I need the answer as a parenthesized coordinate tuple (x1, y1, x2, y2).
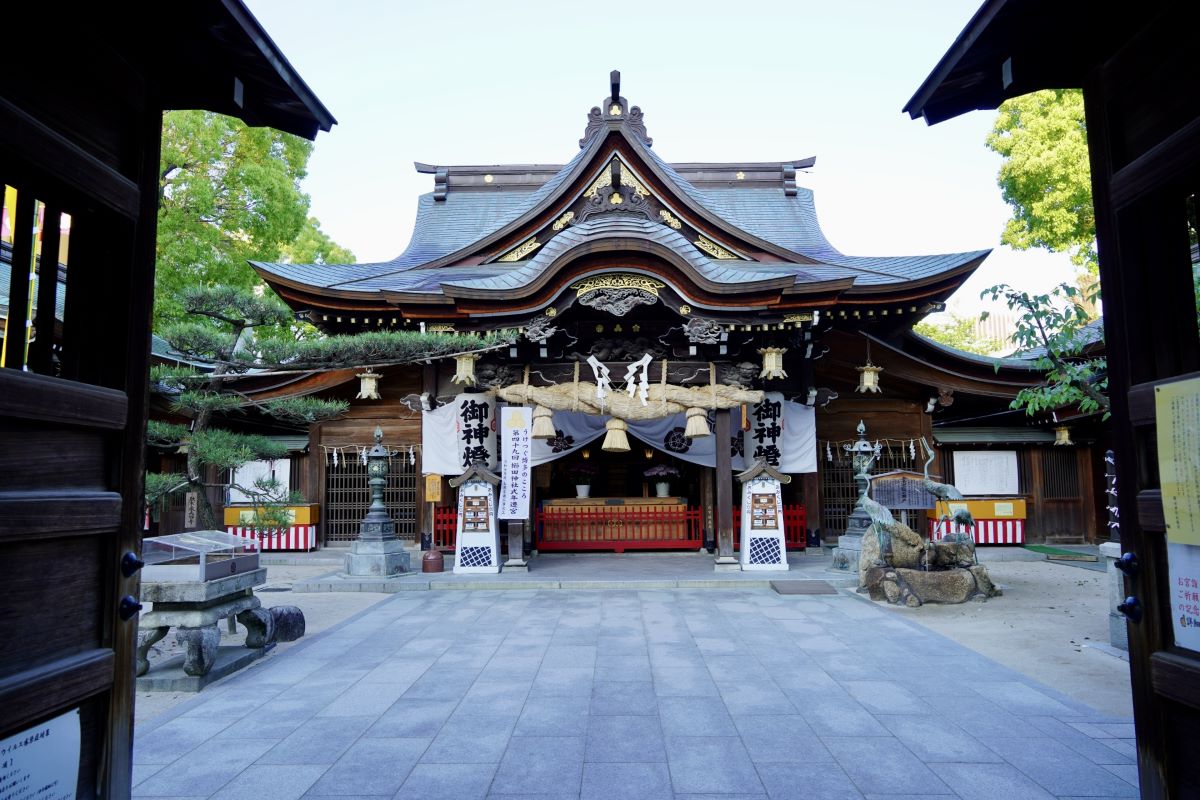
(133, 587, 1139, 799)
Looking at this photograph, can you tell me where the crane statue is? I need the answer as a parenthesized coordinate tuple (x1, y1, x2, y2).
(920, 437, 975, 548)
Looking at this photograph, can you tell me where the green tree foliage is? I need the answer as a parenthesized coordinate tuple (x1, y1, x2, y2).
(986, 90, 1096, 277)
(913, 315, 1002, 355)
(982, 283, 1108, 418)
(148, 285, 507, 528)
(279, 217, 356, 265)
(154, 112, 354, 328)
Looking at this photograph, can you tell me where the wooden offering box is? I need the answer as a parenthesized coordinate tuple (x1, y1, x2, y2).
(539, 497, 701, 552)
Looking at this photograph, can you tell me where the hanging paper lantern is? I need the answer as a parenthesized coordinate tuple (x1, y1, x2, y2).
(356, 371, 382, 400)
(684, 407, 711, 438)
(451, 353, 479, 386)
(757, 347, 788, 380)
(855, 361, 883, 393)
(602, 418, 630, 452)
(1054, 426, 1074, 446)
(531, 405, 556, 440)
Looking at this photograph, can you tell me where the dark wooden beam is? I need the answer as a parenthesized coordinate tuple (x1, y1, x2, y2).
(715, 409, 734, 561)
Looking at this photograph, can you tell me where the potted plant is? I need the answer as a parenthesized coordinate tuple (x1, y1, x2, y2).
(644, 464, 681, 498)
(566, 462, 598, 498)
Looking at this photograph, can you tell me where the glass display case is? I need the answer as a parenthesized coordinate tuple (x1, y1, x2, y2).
(142, 530, 260, 582)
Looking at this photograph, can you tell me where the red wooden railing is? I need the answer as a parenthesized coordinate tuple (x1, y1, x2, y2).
(733, 504, 808, 551)
(433, 506, 458, 551)
(431, 503, 807, 553)
(536, 504, 703, 552)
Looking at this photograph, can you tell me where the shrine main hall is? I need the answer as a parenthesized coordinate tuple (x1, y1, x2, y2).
(244, 74, 1100, 564)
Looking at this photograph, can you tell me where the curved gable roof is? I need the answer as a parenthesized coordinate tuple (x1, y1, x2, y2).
(254, 92, 990, 303)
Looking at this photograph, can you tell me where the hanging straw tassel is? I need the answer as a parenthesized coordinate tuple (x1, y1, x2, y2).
(685, 407, 711, 437)
(602, 418, 631, 452)
(532, 405, 556, 439)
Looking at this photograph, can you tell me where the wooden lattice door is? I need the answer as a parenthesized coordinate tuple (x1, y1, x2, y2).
(323, 451, 418, 544)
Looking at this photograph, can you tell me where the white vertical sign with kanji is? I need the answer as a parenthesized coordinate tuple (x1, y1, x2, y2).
(455, 392, 497, 471)
(500, 407, 532, 520)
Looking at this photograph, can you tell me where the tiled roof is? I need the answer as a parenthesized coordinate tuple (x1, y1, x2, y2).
(1015, 318, 1105, 360)
(255, 136, 988, 295)
(441, 217, 798, 294)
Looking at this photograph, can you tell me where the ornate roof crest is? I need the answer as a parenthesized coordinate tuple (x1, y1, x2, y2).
(580, 70, 653, 149)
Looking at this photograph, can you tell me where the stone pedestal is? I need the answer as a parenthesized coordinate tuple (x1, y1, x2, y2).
(713, 555, 740, 572)
(344, 538, 411, 578)
(1099, 541, 1129, 651)
(504, 521, 529, 572)
(137, 569, 273, 690)
(830, 503, 873, 571)
(830, 532, 863, 571)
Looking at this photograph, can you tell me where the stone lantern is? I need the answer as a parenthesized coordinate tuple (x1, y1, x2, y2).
(344, 425, 410, 578)
(830, 420, 883, 572)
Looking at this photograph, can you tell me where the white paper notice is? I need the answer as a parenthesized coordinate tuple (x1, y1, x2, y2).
(0, 708, 80, 800)
(499, 407, 532, 521)
(1168, 541, 1200, 653)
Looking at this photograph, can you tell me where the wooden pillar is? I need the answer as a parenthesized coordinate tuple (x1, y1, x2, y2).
(701, 467, 715, 550)
(308, 422, 323, 546)
(420, 362, 437, 549)
(714, 408, 736, 565)
(802, 471, 821, 542)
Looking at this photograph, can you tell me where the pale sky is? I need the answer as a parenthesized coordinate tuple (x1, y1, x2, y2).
(244, 0, 1079, 319)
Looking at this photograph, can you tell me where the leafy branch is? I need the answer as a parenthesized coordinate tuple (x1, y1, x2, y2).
(981, 282, 1109, 418)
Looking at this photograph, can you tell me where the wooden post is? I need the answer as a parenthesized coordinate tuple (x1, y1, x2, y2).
(714, 408, 736, 566)
(420, 362, 437, 549)
(701, 467, 715, 551)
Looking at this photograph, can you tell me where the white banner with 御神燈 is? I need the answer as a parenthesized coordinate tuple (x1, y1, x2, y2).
(421, 392, 498, 475)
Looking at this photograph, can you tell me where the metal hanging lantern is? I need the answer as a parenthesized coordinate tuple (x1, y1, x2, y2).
(757, 347, 788, 380)
(856, 362, 883, 393)
(602, 418, 631, 452)
(855, 338, 882, 393)
(356, 370, 382, 400)
(451, 353, 479, 386)
(1054, 425, 1074, 446)
(531, 405, 556, 440)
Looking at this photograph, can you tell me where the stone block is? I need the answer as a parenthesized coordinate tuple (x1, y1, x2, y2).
(177, 624, 220, 676)
(862, 564, 1000, 606)
(237, 607, 275, 648)
(929, 540, 977, 569)
(270, 605, 306, 641)
(344, 540, 411, 577)
(140, 568, 267, 603)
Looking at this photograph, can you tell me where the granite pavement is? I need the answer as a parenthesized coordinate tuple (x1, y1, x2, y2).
(133, 587, 1139, 799)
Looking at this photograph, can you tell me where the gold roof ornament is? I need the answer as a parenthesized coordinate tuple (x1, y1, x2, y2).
(694, 236, 738, 260)
(498, 237, 541, 262)
(571, 275, 665, 299)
